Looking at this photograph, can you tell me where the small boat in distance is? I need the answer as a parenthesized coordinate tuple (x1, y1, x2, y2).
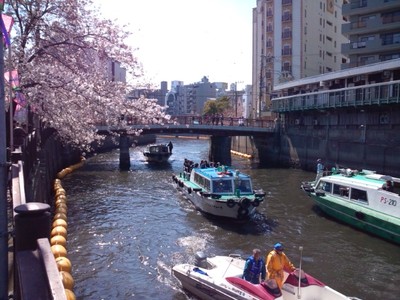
(172, 161, 265, 221)
(301, 168, 400, 244)
(173, 252, 358, 300)
(143, 142, 173, 163)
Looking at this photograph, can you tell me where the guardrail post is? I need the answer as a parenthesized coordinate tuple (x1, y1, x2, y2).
(14, 203, 51, 251)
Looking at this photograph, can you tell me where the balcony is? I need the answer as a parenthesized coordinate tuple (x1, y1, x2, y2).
(342, 16, 400, 35)
(343, 0, 399, 16)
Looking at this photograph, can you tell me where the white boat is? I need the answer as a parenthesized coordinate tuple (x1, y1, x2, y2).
(172, 164, 266, 221)
(173, 252, 359, 300)
(143, 143, 172, 163)
(301, 168, 400, 244)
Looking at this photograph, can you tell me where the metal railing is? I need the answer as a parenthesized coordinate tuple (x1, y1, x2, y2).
(272, 80, 400, 112)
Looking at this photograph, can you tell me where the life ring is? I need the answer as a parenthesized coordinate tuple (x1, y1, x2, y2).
(227, 199, 236, 208)
(237, 208, 249, 219)
(239, 197, 250, 209)
(252, 199, 260, 207)
(188, 187, 192, 194)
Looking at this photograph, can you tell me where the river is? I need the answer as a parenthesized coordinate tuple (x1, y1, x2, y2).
(61, 137, 400, 300)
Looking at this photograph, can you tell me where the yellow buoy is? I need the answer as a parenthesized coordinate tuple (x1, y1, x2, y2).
(52, 219, 68, 230)
(51, 226, 67, 239)
(64, 289, 76, 300)
(50, 235, 67, 248)
(55, 207, 68, 215)
(56, 194, 67, 201)
(51, 244, 67, 258)
(56, 256, 72, 273)
(55, 188, 66, 197)
(55, 202, 68, 210)
(60, 271, 75, 290)
(55, 199, 67, 207)
(53, 213, 67, 222)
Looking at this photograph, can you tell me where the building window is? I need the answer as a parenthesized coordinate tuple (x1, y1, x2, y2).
(282, 45, 292, 55)
(381, 53, 400, 60)
(382, 11, 400, 24)
(282, 11, 292, 21)
(282, 62, 292, 73)
(282, 28, 292, 39)
(381, 32, 400, 45)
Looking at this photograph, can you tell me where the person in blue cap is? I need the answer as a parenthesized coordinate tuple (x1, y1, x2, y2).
(265, 242, 296, 289)
(242, 248, 266, 284)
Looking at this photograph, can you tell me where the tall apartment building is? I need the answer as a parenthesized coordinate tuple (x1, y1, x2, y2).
(252, 0, 348, 118)
(341, 0, 400, 69)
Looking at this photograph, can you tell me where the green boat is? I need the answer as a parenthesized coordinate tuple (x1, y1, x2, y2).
(301, 169, 400, 245)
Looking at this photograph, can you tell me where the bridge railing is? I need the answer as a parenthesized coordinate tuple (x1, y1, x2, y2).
(114, 115, 276, 129)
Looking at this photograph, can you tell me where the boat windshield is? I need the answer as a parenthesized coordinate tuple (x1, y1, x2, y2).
(235, 179, 252, 193)
(212, 179, 233, 194)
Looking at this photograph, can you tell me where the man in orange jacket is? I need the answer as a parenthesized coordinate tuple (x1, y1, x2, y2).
(265, 242, 296, 288)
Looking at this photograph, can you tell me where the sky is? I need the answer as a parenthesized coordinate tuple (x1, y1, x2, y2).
(98, 0, 256, 89)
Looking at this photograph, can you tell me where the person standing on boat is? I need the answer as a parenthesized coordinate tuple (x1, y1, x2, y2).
(315, 159, 324, 183)
(167, 141, 173, 153)
(265, 243, 296, 289)
(242, 248, 266, 284)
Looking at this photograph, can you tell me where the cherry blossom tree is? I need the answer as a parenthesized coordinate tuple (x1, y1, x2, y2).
(5, 0, 170, 150)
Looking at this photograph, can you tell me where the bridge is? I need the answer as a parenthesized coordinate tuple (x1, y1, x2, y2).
(96, 117, 278, 169)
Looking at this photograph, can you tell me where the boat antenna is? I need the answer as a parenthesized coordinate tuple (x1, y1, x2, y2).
(297, 246, 303, 299)
(222, 258, 234, 278)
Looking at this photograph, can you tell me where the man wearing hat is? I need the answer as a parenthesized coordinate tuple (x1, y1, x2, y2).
(265, 243, 296, 289)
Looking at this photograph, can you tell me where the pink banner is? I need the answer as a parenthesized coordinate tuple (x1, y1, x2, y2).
(4, 69, 20, 89)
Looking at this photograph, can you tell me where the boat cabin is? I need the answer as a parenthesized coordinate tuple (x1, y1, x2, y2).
(147, 144, 170, 154)
(191, 167, 253, 196)
(315, 169, 400, 217)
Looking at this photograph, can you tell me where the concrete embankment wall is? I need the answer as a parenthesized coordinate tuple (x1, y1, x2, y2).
(278, 124, 400, 177)
(231, 124, 400, 177)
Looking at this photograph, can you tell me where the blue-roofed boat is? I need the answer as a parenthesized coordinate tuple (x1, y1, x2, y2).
(172, 163, 266, 221)
(301, 169, 400, 244)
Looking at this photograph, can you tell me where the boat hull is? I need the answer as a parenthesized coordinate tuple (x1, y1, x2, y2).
(310, 193, 400, 244)
(173, 177, 258, 221)
(173, 255, 355, 300)
(143, 152, 171, 163)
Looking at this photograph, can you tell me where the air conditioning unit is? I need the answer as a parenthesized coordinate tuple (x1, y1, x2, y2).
(314, 120, 319, 125)
(319, 81, 326, 87)
(295, 119, 300, 125)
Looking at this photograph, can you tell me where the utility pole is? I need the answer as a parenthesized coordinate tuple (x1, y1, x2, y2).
(0, 15, 9, 298)
(235, 82, 238, 118)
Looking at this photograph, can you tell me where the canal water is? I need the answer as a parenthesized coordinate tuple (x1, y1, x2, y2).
(62, 137, 399, 300)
